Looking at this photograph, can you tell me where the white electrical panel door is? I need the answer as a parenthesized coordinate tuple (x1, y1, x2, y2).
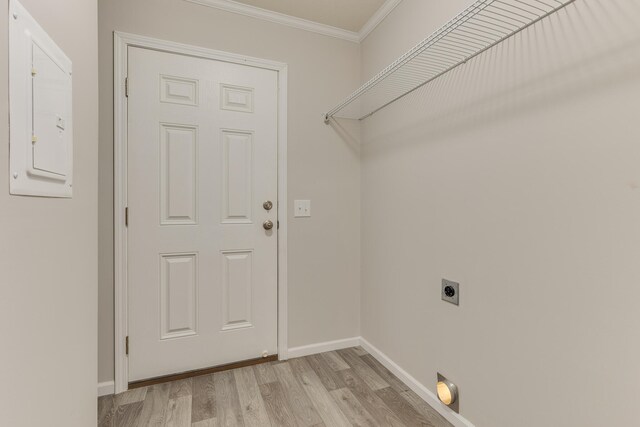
(9, 0, 73, 197)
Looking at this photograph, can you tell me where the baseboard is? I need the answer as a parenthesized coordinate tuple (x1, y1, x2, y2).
(359, 337, 475, 427)
(99, 337, 356, 395)
(287, 336, 360, 359)
(98, 380, 115, 397)
(100, 335, 473, 427)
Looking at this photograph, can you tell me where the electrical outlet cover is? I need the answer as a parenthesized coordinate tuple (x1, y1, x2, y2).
(441, 279, 459, 305)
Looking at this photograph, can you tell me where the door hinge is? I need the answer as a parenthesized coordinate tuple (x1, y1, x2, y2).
(125, 207, 129, 227)
(125, 336, 129, 356)
(125, 77, 129, 98)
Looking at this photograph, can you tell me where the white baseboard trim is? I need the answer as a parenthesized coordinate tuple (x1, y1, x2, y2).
(99, 335, 473, 426)
(287, 337, 361, 359)
(359, 337, 475, 427)
(98, 381, 115, 397)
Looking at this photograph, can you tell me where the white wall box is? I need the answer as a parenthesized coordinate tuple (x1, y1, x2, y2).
(9, 0, 73, 197)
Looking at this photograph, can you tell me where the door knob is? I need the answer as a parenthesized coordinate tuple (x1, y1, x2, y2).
(263, 220, 274, 230)
(263, 200, 273, 211)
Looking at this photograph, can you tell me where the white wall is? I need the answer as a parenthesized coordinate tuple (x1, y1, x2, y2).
(0, 0, 98, 425)
(360, 1, 640, 426)
(98, 0, 361, 383)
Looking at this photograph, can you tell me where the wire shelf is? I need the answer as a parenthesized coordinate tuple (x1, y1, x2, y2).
(324, 0, 576, 123)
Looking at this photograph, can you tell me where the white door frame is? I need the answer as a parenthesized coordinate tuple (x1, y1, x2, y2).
(113, 32, 288, 394)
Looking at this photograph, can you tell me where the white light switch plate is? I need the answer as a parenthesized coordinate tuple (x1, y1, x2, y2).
(294, 200, 311, 217)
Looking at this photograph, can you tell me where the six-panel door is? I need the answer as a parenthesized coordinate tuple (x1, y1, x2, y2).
(127, 47, 278, 381)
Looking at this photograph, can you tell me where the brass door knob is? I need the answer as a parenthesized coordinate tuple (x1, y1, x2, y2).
(263, 220, 274, 230)
(263, 200, 273, 211)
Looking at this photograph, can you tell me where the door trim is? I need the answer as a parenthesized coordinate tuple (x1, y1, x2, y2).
(113, 31, 288, 394)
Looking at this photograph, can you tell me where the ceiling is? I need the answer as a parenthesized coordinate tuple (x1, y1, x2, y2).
(231, 0, 387, 32)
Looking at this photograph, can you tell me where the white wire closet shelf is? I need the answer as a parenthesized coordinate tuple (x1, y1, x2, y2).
(324, 0, 576, 123)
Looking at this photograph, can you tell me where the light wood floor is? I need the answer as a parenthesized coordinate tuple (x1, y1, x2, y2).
(98, 346, 453, 427)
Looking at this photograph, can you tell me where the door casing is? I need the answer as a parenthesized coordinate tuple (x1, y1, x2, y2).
(113, 31, 288, 394)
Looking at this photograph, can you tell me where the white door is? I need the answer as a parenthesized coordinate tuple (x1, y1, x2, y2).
(127, 47, 279, 382)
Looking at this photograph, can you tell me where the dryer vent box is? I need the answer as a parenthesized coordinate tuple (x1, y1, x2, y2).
(9, 0, 73, 198)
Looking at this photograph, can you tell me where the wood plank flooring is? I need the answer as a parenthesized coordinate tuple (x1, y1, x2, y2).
(98, 347, 453, 427)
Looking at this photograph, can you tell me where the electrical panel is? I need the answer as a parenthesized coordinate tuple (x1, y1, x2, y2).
(10, 0, 73, 197)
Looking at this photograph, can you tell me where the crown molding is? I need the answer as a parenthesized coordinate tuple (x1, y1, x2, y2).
(185, 0, 360, 42)
(358, 0, 403, 42)
(184, 0, 403, 44)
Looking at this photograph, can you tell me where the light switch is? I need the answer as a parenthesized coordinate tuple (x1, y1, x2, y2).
(294, 200, 311, 217)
